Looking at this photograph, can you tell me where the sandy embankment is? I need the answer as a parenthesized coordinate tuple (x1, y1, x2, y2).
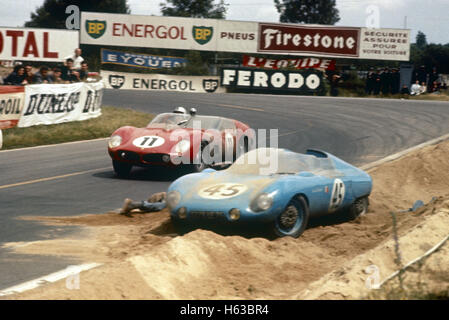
(3, 139, 449, 299)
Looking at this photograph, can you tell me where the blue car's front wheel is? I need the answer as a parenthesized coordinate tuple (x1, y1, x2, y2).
(273, 196, 310, 238)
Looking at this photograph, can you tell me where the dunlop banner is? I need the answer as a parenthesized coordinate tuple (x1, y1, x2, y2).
(18, 82, 104, 128)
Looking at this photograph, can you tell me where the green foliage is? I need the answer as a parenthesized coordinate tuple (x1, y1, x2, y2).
(274, 0, 340, 25)
(160, 0, 228, 19)
(24, 0, 130, 28)
(416, 31, 428, 50)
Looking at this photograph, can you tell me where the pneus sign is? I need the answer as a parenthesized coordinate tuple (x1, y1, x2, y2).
(221, 68, 323, 93)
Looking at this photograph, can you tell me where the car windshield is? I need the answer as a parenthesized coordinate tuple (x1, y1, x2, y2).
(147, 113, 190, 127)
(147, 114, 222, 130)
(227, 148, 336, 176)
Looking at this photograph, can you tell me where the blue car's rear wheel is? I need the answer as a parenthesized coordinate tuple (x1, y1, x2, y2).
(274, 196, 309, 238)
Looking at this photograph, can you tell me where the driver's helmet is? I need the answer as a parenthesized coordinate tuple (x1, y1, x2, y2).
(173, 106, 187, 114)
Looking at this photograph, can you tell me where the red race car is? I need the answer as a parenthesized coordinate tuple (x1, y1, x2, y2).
(108, 107, 254, 177)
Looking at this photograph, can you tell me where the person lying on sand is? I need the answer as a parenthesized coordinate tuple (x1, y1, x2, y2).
(120, 192, 167, 216)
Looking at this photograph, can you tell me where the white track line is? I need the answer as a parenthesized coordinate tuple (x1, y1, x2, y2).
(0, 137, 109, 153)
(361, 132, 449, 171)
(0, 263, 102, 297)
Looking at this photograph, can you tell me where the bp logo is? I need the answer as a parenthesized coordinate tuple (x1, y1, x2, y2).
(192, 26, 213, 45)
(85, 20, 107, 39)
(109, 75, 125, 89)
(203, 79, 219, 93)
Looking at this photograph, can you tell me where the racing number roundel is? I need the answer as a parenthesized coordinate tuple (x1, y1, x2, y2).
(329, 178, 345, 212)
(198, 183, 247, 199)
(132, 136, 165, 148)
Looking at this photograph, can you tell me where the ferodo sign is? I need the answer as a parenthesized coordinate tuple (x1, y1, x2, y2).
(100, 70, 226, 93)
(0, 27, 79, 61)
(221, 68, 322, 93)
(0, 86, 25, 129)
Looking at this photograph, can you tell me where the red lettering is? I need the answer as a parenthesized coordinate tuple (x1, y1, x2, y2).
(0, 32, 3, 53)
(145, 25, 154, 37)
(156, 26, 167, 39)
(112, 23, 121, 36)
(134, 24, 143, 37)
(22, 31, 39, 57)
(180, 27, 186, 40)
(6, 30, 24, 57)
(168, 27, 179, 39)
(123, 24, 133, 37)
(43, 32, 57, 58)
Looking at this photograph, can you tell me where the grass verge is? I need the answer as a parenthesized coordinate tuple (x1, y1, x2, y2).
(1, 106, 154, 150)
(337, 88, 449, 101)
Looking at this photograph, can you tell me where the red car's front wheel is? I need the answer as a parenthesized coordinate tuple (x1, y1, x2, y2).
(112, 160, 132, 178)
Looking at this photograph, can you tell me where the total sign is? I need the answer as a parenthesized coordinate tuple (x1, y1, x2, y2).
(0, 28, 79, 62)
(81, 11, 218, 51)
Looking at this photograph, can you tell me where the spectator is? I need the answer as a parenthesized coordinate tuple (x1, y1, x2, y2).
(410, 80, 421, 96)
(400, 84, 410, 95)
(419, 82, 427, 94)
(78, 61, 89, 81)
(51, 67, 64, 84)
(380, 68, 391, 95)
(365, 68, 375, 95)
(65, 48, 84, 69)
(428, 67, 438, 89)
(373, 69, 381, 95)
(429, 81, 440, 94)
(23, 65, 34, 84)
(329, 73, 341, 96)
(32, 66, 53, 84)
(3, 65, 26, 85)
(61, 58, 80, 83)
(391, 68, 400, 94)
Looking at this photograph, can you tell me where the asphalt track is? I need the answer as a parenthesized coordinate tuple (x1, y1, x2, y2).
(1, 89, 449, 291)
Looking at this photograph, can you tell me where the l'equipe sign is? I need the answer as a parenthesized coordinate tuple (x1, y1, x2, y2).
(0, 27, 79, 62)
(243, 55, 336, 70)
(100, 70, 226, 93)
(101, 48, 187, 69)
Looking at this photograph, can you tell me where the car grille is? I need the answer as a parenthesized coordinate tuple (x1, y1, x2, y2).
(189, 211, 225, 219)
(117, 150, 140, 161)
(142, 153, 165, 163)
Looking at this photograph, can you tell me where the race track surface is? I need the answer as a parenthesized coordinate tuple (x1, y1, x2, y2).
(1, 90, 449, 290)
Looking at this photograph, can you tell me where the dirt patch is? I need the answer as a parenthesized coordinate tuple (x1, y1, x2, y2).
(3, 139, 449, 299)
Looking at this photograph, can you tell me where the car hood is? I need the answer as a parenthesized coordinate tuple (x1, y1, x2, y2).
(175, 171, 278, 203)
(118, 127, 198, 153)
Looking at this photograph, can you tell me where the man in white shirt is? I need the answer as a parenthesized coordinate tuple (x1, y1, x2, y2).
(65, 48, 84, 69)
(410, 80, 422, 95)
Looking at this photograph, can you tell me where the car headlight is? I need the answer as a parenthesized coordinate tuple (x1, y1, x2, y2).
(109, 135, 122, 148)
(253, 193, 273, 211)
(166, 190, 181, 210)
(174, 140, 190, 153)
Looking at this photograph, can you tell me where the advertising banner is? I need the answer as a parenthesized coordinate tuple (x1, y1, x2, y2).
(359, 28, 410, 61)
(100, 70, 226, 93)
(221, 68, 323, 93)
(81, 12, 410, 61)
(258, 23, 360, 57)
(18, 82, 104, 128)
(0, 27, 79, 62)
(0, 86, 25, 129)
(101, 48, 187, 69)
(243, 55, 336, 70)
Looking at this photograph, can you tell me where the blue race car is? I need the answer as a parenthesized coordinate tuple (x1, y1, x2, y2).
(166, 148, 373, 238)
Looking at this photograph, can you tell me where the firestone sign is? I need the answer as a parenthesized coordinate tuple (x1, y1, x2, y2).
(80, 12, 410, 61)
(258, 24, 359, 57)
